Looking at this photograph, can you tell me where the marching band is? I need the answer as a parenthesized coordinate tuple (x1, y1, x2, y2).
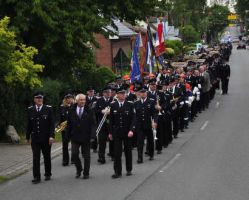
(26, 42, 232, 183)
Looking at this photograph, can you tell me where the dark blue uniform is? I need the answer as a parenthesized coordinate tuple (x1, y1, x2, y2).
(26, 105, 54, 180)
(109, 100, 136, 176)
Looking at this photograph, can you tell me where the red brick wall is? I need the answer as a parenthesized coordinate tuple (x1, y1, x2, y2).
(94, 34, 112, 68)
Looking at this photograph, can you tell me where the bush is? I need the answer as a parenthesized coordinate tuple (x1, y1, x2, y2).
(180, 25, 201, 44)
(165, 40, 184, 56)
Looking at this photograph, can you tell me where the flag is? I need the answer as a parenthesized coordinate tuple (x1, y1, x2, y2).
(145, 41, 153, 73)
(130, 35, 141, 83)
(156, 22, 166, 56)
(163, 21, 168, 40)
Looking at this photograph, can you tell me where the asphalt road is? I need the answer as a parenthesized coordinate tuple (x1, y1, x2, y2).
(1, 29, 249, 200)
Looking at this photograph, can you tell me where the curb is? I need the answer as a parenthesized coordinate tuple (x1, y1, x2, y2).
(0, 144, 62, 179)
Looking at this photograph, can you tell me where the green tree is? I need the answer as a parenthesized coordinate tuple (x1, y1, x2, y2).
(0, 16, 44, 136)
(180, 25, 201, 44)
(206, 5, 230, 43)
(236, 0, 249, 33)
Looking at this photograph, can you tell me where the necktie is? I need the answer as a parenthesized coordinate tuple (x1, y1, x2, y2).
(78, 107, 82, 118)
(37, 107, 40, 112)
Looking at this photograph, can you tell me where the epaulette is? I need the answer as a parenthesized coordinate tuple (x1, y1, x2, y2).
(45, 105, 52, 108)
(111, 101, 116, 104)
(128, 101, 134, 104)
(150, 98, 155, 101)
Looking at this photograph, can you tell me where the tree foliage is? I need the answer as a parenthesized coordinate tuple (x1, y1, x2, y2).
(0, 16, 44, 136)
(180, 25, 200, 44)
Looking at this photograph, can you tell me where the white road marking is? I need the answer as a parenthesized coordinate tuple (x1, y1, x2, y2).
(159, 153, 181, 173)
(200, 120, 209, 131)
(215, 102, 220, 109)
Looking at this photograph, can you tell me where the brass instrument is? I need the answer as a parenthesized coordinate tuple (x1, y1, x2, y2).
(55, 121, 67, 133)
(155, 95, 163, 116)
(170, 96, 180, 103)
(152, 127, 158, 141)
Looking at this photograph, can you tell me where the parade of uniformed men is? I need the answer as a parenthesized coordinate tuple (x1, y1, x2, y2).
(24, 40, 234, 184)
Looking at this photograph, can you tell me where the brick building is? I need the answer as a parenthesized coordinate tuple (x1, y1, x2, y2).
(94, 20, 137, 74)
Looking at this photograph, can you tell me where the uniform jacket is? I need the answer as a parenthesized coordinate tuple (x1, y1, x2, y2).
(26, 105, 55, 143)
(109, 101, 136, 138)
(134, 98, 157, 130)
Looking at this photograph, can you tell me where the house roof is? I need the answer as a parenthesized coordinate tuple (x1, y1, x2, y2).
(107, 19, 137, 39)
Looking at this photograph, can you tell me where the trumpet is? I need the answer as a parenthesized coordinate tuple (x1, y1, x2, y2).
(152, 128, 158, 140)
(55, 121, 67, 133)
(155, 95, 163, 116)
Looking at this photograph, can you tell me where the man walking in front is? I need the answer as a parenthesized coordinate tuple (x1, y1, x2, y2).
(67, 94, 93, 179)
(26, 92, 55, 184)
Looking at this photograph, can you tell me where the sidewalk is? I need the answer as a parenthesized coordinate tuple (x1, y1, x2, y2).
(0, 142, 62, 178)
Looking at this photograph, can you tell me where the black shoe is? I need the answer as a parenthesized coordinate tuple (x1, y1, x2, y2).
(157, 151, 162, 154)
(75, 171, 82, 179)
(93, 149, 97, 153)
(112, 174, 121, 179)
(83, 175, 89, 179)
(126, 171, 132, 176)
(137, 159, 143, 164)
(174, 135, 178, 139)
(62, 163, 69, 166)
(97, 158, 106, 164)
(44, 176, 51, 181)
(163, 145, 168, 148)
(149, 157, 154, 161)
(181, 129, 184, 132)
(32, 178, 41, 184)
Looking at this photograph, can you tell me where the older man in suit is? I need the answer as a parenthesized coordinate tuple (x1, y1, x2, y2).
(67, 94, 93, 179)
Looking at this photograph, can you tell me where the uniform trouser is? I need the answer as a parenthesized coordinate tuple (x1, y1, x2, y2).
(31, 142, 52, 179)
(221, 78, 229, 94)
(196, 99, 202, 112)
(156, 115, 165, 151)
(204, 91, 210, 108)
(200, 93, 205, 111)
(98, 125, 109, 160)
(137, 127, 154, 160)
(156, 115, 172, 150)
(191, 100, 197, 120)
(91, 124, 98, 151)
(172, 115, 179, 137)
(113, 137, 132, 175)
(71, 141, 90, 175)
(109, 139, 114, 158)
(210, 86, 216, 100)
(179, 106, 185, 130)
(62, 131, 70, 164)
(91, 138, 98, 151)
(132, 131, 138, 148)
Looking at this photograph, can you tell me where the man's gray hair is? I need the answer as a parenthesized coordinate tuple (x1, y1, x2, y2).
(75, 93, 86, 101)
